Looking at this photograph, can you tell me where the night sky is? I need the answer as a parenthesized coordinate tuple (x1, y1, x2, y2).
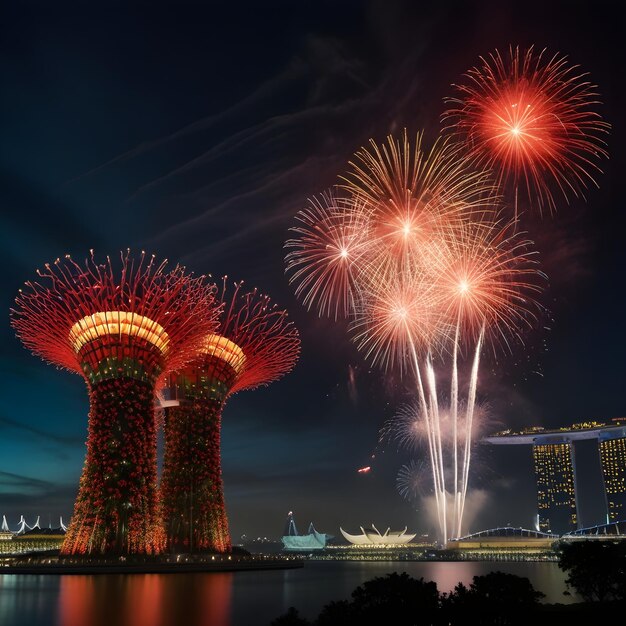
(1, 1, 623, 540)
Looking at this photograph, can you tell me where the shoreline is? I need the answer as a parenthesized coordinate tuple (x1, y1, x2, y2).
(1, 557, 304, 575)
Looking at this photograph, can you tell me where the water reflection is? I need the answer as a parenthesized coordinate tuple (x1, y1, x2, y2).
(420, 561, 486, 593)
(1, 561, 572, 626)
(57, 573, 232, 626)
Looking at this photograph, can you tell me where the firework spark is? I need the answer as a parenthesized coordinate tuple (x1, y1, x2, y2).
(286, 130, 545, 543)
(342, 130, 493, 269)
(285, 190, 369, 320)
(350, 267, 440, 375)
(434, 215, 545, 351)
(443, 45, 610, 213)
(397, 459, 429, 501)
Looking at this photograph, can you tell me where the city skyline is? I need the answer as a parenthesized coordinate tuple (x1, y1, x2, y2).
(1, 0, 624, 539)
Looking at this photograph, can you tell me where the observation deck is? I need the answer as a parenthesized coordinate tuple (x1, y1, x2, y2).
(484, 419, 626, 445)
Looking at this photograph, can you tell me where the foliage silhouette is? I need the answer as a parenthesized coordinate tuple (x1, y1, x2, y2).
(557, 539, 626, 602)
(441, 571, 545, 625)
(270, 606, 311, 626)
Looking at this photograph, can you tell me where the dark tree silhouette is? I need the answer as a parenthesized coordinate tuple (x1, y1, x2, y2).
(442, 571, 545, 625)
(346, 572, 439, 626)
(270, 607, 311, 626)
(315, 600, 354, 626)
(558, 540, 626, 602)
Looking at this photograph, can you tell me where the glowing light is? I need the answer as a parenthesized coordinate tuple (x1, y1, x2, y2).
(69, 311, 170, 355)
(285, 190, 369, 320)
(201, 334, 246, 374)
(162, 278, 300, 553)
(443, 45, 610, 212)
(286, 130, 545, 543)
(357, 466, 371, 474)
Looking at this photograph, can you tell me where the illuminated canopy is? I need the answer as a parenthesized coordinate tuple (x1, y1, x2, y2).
(200, 333, 246, 375)
(69, 311, 170, 355)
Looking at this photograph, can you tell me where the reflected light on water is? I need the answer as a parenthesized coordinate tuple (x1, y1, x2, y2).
(201, 573, 232, 626)
(57, 573, 232, 626)
(58, 577, 94, 626)
(2, 561, 571, 626)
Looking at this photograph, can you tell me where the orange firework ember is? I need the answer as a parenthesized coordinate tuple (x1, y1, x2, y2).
(433, 216, 544, 351)
(342, 130, 492, 259)
(443, 46, 609, 213)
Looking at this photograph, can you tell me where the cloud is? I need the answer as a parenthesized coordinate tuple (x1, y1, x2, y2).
(0, 471, 77, 518)
(0, 414, 84, 447)
(62, 59, 308, 188)
(0, 470, 52, 493)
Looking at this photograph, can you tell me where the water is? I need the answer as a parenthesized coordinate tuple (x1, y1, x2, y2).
(0, 561, 574, 626)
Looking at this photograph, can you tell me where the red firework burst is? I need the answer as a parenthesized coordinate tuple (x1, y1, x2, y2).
(443, 46, 610, 213)
(285, 190, 369, 320)
(341, 130, 492, 260)
(433, 215, 545, 351)
(350, 265, 442, 374)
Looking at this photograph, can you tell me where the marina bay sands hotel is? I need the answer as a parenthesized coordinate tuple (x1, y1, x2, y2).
(485, 419, 626, 534)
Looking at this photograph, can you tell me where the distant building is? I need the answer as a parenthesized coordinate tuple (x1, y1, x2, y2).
(533, 441, 577, 533)
(340, 525, 416, 545)
(599, 429, 626, 522)
(0, 515, 67, 536)
(447, 527, 556, 550)
(485, 419, 626, 532)
(281, 512, 332, 551)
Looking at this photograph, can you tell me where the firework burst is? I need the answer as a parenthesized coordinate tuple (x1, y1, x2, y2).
(286, 130, 545, 543)
(443, 45, 610, 213)
(285, 190, 369, 319)
(397, 459, 430, 502)
(434, 215, 545, 351)
(342, 130, 493, 260)
(350, 267, 441, 375)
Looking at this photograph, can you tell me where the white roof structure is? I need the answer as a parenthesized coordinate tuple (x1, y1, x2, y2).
(340, 524, 417, 545)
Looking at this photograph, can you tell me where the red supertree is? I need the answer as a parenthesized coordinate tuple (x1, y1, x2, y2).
(443, 46, 609, 214)
(161, 279, 300, 553)
(11, 251, 219, 556)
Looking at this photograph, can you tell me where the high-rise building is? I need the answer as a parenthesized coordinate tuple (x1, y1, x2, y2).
(485, 420, 626, 533)
(599, 429, 626, 522)
(532, 441, 578, 533)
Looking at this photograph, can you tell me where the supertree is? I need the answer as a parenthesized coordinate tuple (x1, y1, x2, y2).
(11, 251, 219, 555)
(443, 45, 609, 215)
(160, 279, 300, 553)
